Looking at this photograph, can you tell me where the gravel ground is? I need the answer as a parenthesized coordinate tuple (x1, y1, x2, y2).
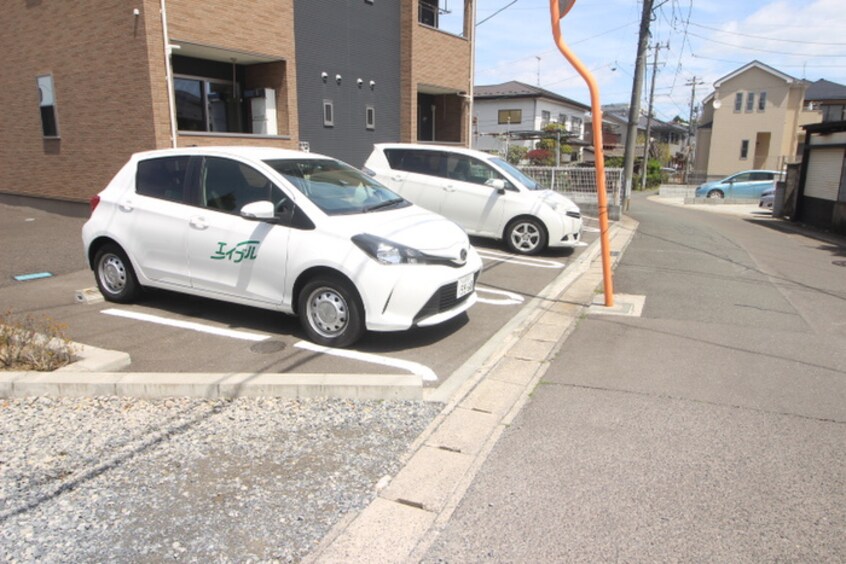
(0, 396, 442, 562)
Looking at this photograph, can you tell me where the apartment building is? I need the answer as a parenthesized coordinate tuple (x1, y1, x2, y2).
(2, 0, 473, 204)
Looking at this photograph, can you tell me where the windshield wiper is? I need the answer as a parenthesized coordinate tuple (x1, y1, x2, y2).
(363, 198, 404, 212)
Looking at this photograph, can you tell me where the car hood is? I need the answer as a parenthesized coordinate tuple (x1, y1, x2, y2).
(329, 205, 470, 256)
(534, 190, 580, 212)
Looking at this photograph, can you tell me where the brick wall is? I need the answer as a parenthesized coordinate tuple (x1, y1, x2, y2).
(1, 0, 298, 203)
(1, 1, 161, 202)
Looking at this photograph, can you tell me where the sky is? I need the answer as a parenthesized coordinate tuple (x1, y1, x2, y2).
(440, 0, 846, 126)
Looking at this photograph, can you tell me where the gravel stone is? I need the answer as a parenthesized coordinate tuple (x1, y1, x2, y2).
(0, 396, 442, 562)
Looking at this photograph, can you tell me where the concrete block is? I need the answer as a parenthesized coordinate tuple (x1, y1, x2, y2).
(57, 344, 131, 373)
(218, 373, 423, 400)
(510, 337, 557, 362)
(315, 497, 435, 563)
(381, 445, 474, 513)
(425, 406, 499, 456)
(8, 372, 119, 397)
(114, 374, 220, 399)
(460, 378, 525, 418)
(487, 356, 542, 387)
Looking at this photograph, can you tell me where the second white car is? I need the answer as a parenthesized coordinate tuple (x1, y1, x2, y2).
(364, 143, 583, 255)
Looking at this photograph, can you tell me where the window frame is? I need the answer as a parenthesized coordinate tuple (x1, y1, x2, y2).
(365, 105, 375, 130)
(173, 73, 243, 133)
(734, 92, 743, 112)
(746, 92, 755, 113)
(36, 74, 60, 138)
(497, 109, 522, 125)
(323, 99, 334, 127)
(758, 91, 767, 112)
(740, 140, 750, 160)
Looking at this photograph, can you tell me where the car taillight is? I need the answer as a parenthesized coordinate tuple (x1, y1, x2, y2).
(89, 195, 101, 214)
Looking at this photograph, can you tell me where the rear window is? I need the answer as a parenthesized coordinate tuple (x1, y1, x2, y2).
(384, 149, 446, 178)
(136, 156, 190, 202)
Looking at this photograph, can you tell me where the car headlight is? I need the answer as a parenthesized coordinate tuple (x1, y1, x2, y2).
(352, 234, 437, 265)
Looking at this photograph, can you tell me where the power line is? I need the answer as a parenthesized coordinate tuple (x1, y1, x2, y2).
(686, 30, 846, 58)
(688, 21, 846, 46)
(476, 0, 519, 27)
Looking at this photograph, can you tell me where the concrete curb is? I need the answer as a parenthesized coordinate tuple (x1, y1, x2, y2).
(1, 222, 625, 402)
(305, 215, 640, 563)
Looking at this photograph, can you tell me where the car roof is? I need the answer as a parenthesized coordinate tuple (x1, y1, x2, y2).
(131, 146, 334, 162)
(373, 143, 498, 161)
(730, 169, 783, 175)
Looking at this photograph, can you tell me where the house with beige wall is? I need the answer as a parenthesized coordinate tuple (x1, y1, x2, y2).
(694, 61, 819, 180)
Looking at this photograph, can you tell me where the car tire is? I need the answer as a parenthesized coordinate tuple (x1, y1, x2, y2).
(298, 276, 365, 348)
(94, 243, 141, 303)
(505, 217, 547, 255)
(706, 189, 724, 199)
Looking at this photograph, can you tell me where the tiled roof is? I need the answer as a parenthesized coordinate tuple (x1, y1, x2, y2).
(474, 80, 590, 111)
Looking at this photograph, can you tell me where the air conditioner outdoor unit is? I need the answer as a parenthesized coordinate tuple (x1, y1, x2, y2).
(251, 88, 278, 135)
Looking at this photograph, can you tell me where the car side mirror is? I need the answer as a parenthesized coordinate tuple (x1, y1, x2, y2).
(485, 178, 506, 194)
(240, 200, 276, 221)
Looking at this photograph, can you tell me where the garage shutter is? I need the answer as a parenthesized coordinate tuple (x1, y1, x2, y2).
(805, 148, 845, 201)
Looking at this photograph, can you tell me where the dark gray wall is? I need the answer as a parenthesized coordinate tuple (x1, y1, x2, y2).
(294, 0, 401, 167)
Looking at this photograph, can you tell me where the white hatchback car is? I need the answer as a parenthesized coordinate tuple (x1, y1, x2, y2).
(364, 143, 583, 255)
(82, 147, 481, 348)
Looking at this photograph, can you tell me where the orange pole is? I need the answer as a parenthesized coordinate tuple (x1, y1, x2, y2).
(550, 0, 614, 307)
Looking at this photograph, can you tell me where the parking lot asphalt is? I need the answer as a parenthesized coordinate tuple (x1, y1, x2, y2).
(0, 199, 604, 400)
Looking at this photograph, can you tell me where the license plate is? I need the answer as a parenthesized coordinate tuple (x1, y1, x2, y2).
(456, 273, 474, 299)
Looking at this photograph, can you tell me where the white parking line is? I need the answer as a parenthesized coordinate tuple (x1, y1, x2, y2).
(476, 249, 565, 269)
(475, 285, 525, 306)
(295, 341, 437, 381)
(100, 308, 438, 380)
(101, 308, 270, 341)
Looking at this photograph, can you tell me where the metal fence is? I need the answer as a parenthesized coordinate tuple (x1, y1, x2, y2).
(518, 166, 625, 208)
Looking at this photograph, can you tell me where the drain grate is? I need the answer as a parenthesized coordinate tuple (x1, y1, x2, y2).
(250, 340, 287, 354)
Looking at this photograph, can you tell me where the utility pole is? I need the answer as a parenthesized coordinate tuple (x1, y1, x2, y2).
(620, 0, 653, 211)
(685, 76, 705, 183)
(640, 41, 668, 192)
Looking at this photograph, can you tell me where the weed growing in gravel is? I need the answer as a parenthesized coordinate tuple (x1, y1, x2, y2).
(0, 310, 76, 371)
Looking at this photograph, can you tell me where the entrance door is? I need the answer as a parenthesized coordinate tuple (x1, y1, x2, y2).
(418, 93, 435, 141)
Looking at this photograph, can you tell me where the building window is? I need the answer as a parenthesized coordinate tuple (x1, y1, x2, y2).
(36, 75, 59, 137)
(498, 109, 521, 125)
(740, 139, 749, 159)
(366, 105, 375, 130)
(419, 0, 438, 26)
(541, 110, 551, 127)
(758, 91, 767, 111)
(174, 76, 242, 133)
(323, 100, 334, 127)
(734, 92, 743, 112)
(746, 92, 755, 112)
(572, 117, 583, 131)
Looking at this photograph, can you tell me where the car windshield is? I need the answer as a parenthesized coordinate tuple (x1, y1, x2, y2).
(264, 158, 408, 215)
(490, 157, 545, 191)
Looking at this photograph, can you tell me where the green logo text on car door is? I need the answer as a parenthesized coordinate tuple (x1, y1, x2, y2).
(211, 240, 259, 263)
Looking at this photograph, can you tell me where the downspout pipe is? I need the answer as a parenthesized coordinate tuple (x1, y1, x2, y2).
(161, 0, 177, 148)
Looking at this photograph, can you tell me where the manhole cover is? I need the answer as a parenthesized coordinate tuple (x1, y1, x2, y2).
(250, 340, 287, 354)
(833, 260, 846, 267)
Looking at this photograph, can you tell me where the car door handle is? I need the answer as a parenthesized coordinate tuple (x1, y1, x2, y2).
(391, 174, 404, 182)
(189, 217, 209, 230)
(119, 200, 134, 212)
(443, 185, 456, 192)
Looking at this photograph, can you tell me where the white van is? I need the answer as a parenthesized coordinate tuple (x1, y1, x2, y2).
(364, 143, 583, 255)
